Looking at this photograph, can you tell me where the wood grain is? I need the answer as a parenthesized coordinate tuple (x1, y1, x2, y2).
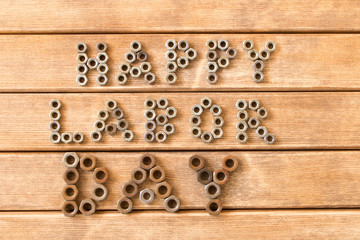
(0, 1, 359, 33)
(1, 151, 360, 210)
(0, 93, 359, 151)
(1, 34, 360, 92)
(1, 210, 360, 239)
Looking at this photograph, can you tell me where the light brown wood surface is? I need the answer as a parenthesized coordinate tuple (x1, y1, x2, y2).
(1, 210, 359, 239)
(0, 93, 359, 151)
(1, 34, 360, 92)
(0, 1, 359, 33)
(1, 151, 359, 211)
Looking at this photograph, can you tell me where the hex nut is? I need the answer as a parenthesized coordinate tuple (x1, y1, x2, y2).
(105, 123, 117, 136)
(235, 99, 247, 111)
(112, 108, 124, 120)
(155, 181, 172, 199)
(76, 53, 88, 64)
(140, 62, 152, 73)
(50, 132, 61, 144)
(211, 128, 223, 139)
(189, 155, 205, 171)
(130, 67, 141, 78)
(63, 168, 80, 185)
(119, 63, 131, 74)
(49, 109, 61, 121)
(145, 121, 156, 132)
(144, 132, 155, 143)
(93, 167, 109, 184)
(122, 130, 134, 142)
(248, 117, 260, 129)
(87, 58, 98, 69)
(96, 74, 108, 86)
(205, 182, 221, 199)
(226, 47, 237, 59)
(79, 199, 96, 216)
(139, 154, 156, 170)
(61, 132, 73, 144)
(94, 120, 106, 131)
(190, 127, 202, 138)
(165, 107, 177, 119)
(206, 199, 222, 216)
(49, 99, 61, 110)
(248, 49, 259, 61)
(200, 97, 213, 109)
(236, 132, 248, 143)
(73, 132, 84, 143)
(197, 168, 213, 185)
(131, 167, 148, 185)
(96, 52, 109, 64)
(144, 98, 156, 109)
(76, 75, 88, 86)
(76, 64, 88, 75)
(259, 49, 270, 61)
(177, 40, 189, 51)
(97, 63, 109, 74)
(257, 107, 268, 119)
(217, 56, 230, 68)
(144, 109, 156, 121)
(218, 39, 229, 51)
(166, 73, 177, 85)
(236, 120, 248, 132)
(105, 99, 117, 111)
(201, 131, 213, 143)
(165, 50, 177, 62)
(206, 62, 218, 73)
(191, 104, 203, 116)
(130, 41, 142, 53)
(157, 97, 169, 109)
(117, 119, 129, 131)
(117, 197, 133, 214)
(90, 131, 102, 142)
(265, 41, 276, 52)
(97, 110, 109, 121)
(253, 71, 264, 83)
(253, 60, 264, 72)
(91, 184, 108, 202)
(125, 52, 136, 63)
(206, 51, 217, 62)
(185, 48, 197, 60)
(149, 166, 166, 183)
(76, 42, 87, 53)
(136, 51, 148, 62)
(243, 39, 254, 51)
(256, 126, 268, 138)
(155, 131, 167, 143)
(210, 105, 222, 116)
(80, 154, 96, 171)
(177, 56, 189, 68)
(213, 169, 229, 185)
(212, 116, 224, 128)
(62, 201, 78, 217)
(144, 72, 156, 84)
(165, 39, 177, 50)
(190, 115, 201, 127)
(237, 110, 249, 121)
(122, 181, 138, 198)
(249, 100, 260, 111)
(222, 156, 239, 172)
(96, 42, 107, 52)
(166, 62, 178, 73)
(139, 188, 155, 204)
(164, 123, 175, 135)
(206, 40, 217, 51)
(264, 133, 275, 144)
(156, 114, 168, 126)
(207, 73, 218, 84)
(62, 185, 79, 201)
(115, 73, 127, 85)
(164, 195, 181, 213)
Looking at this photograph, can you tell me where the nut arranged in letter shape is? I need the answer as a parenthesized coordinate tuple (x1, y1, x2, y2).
(116, 41, 156, 85)
(117, 154, 181, 214)
(205, 39, 237, 84)
(164, 39, 198, 85)
(190, 97, 224, 143)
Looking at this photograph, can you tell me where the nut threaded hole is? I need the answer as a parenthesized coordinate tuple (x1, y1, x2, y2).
(225, 159, 234, 168)
(153, 170, 162, 179)
(216, 172, 225, 181)
(83, 158, 93, 167)
(200, 171, 210, 180)
(96, 170, 105, 180)
(134, 171, 144, 180)
(143, 192, 151, 200)
(65, 187, 75, 196)
(121, 201, 129, 209)
(209, 202, 219, 211)
(65, 203, 75, 213)
(191, 158, 201, 167)
(125, 184, 135, 194)
(67, 171, 76, 180)
(66, 156, 75, 164)
(168, 199, 177, 209)
(158, 185, 168, 195)
(208, 185, 217, 195)
(142, 156, 152, 166)
(83, 203, 92, 211)
(95, 188, 105, 197)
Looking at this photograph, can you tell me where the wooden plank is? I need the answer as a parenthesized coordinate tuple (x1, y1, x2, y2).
(2, 34, 360, 92)
(0, 92, 360, 151)
(0, 1, 359, 33)
(1, 151, 360, 210)
(1, 210, 359, 239)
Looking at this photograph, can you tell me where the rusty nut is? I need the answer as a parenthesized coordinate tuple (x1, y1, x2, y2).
(189, 155, 205, 171)
(197, 168, 212, 185)
(206, 199, 222, 215)
(62, 185, 79, 201)
(63, 168, 79, 185)
(80, 154, 97, 171)
(93, 167, 109, 184)
(117, 197, 133, 214)
(205, 182, 221, 199)
(131, 167, 148, 185)
(222, 156, 238, 172)
(213, 169, 230, 185)
(155, 181, 172, 199)
(139, 154, 156, 170)
(122, 181, 138, 198)
(62, 201, 78, 217)
(79, 199, 96, 216)
(149, 166, 166, 183)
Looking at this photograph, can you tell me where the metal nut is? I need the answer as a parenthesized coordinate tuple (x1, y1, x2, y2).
(149, 166, 166, 183)
(87, 58, 98, 69)
(205, 182, 221, 199)
(237, 110, 249, 121)
(96, 74, 108, 86)
(217, 39, 229, 51)
(166, 62, 178, 73)
(139, 188, 155, 204)
(90, 131, 102, 142)
(190, 115, 201, 127)
(106, 99, 117, 111)
(256, 126, 268, 138)
(165, 39, 177, 50)
(211, 128, 223, 139)
(49, 109, 61, 121)
(207, 73, 218, 84)
(76, 74, 87, 86)
(122, 181, 138, 198)
(157, 97, 169, 109)
(253, 60, 264, 71)
(185, 48, 197, 60)
(166, 73, 177, 84)
(91, 184, 108, 202)
(97, 110, 109, 121)
(236, 120, 248, 132)
(125, 52, 136, 63)
(131, 167, 148, 185)
(222, 156, 239, 172)
(190, 127, 202, 138)
(259, 49, 270, 61)
(62, 201, 78, 217)
(206, 40, 217, 51)
(117, 119, 129, 131)
(197, 168, 212, 184)
(130, 67, 141, 78)
(96, 52, 109, 64)
(191, 104, 203, 116)
(236, 132, 248, 143)
(248, 49, 259, 61)
(206, 199, 222, 215)
(217, 56, 230, 68)
(235, 99, 247, 111)
(257, 107, 268, 119)
(144, 109, 156, 121)
(242, 40, 254, 51)
(96, 42, 107, 52)
(136, 51, 148, 62)
(80, 154, 96, 171)
(119, 63, 131, 74)
(206, 62, 218, 73)
(93, 167, 109, 184)
(76, 53, 88, 64)
(79, 199, 96, 216)
(155, 181, 172, 199)
(130, 41, 142, 53)
(63, 168, 79, 185)
(265, 41, 276, 52)
(144, 131, 155, 142)
(76, 64, 88, 75)
(164, 195, 181, 213)
(201, 131, 213, 143)
(112, 108, 124, 120)
(213, 169, 229, 185)
(212, 116, 224, 128)
(76, 42, 87, 53)
(61, 132, 73, 144)
(264, 133, 275, 144)
(144, 72, 156, 84)
(226, 47, 237, 59)
(105, 123, 117, 136)
(164, 123, 175, 135)
(50, 132, 61, 144)
(145, 121, 156, 132)
(156, 114, 168, 126)
(206, 51, 217, 61)
(155, 131, 167, 143)
(248, 117, 260, 129)
(49, 99, 61, 110)
(165, 107, 177, 119)
(165, 50, 177, 62)
(177, 40, 189, 51)
(140, 62, 152, 73)
(115, 73, 127, 85)
(177, 56, 189, 68)
(210, 105, 222, 116)
(189, 155, 205, 171)
(94, 120, 106, 131)
(62, 185, 79, 201)
(117, 197, 133, 214)
(200, 97, 212, 109)
(144, 98, 156, 109)
(249, 100, 260, 110)
(97, 64, 109, 74)
(253, 71, 264, 83)
(73, 132, 84, 143)
(122, 130, 134, 141)
(139, 154, 156, 170)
